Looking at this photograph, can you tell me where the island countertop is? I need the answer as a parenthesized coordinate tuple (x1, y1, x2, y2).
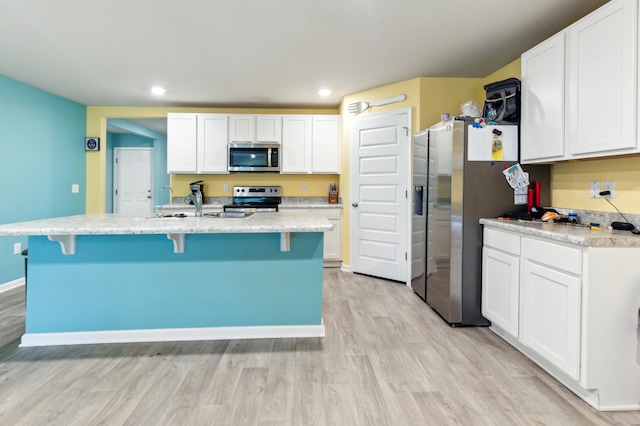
(0, 210, 333, 236)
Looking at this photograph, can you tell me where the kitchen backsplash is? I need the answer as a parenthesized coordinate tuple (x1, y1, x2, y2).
(554, 208, 640, 228)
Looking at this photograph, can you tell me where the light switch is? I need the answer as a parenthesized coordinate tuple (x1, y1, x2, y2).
(71, 184, 80, 193)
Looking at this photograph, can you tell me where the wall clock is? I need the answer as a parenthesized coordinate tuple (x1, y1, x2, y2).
(85, 137, 100, 151)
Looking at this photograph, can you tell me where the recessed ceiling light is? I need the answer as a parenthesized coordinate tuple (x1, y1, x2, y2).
(151, 86, 166, 96)
(318, 89, 331, 97)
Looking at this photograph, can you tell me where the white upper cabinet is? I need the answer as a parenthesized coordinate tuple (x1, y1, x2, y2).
(521, 33, 566, 163)
(281, 115, 312, 173)
(169, 113, 338, 174)
(167, 113, 198, 173)
(256, 115, 282, 143)
(197, 114, 229, 173)
(228, 115, 255, 142)
(521, 0, 638, 163)
(229, 115, 282, 143)
(281, 115, 340, 174)
(311, 116, 340, 173)
(167, 113, 229, 174)
(566, 0, 637, 157)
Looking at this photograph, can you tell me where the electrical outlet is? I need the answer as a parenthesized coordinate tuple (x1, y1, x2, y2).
(604, 181, 615, 198)
(302, 183, 307, 192)
(589, 181, 601, 198)
(223, 183, 229, 192)
(13, 242, 21, 255)
(71, 184, 79, 193)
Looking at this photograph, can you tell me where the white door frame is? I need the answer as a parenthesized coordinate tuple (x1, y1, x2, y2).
(349, 108, 412, 285)
(113, 147, 154, 214)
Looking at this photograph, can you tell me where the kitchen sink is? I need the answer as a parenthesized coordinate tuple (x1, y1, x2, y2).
(150, 212, 254, 219)
(152, 212, 194, 218)
(203, 212, 254, 218)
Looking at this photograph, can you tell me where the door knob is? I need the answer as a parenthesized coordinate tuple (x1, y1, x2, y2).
(352, 202, 359, 207)
(147, 196, 151, 199)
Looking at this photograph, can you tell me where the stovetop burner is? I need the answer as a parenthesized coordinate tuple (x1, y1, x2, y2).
(224, 186, 282, 212)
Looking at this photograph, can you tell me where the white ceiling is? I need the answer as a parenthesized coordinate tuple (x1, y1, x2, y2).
(1, 0, 608, 110)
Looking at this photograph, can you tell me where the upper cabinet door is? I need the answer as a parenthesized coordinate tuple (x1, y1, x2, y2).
(281, 115, 312, 173)
(566, 0, 637, 157)
(256, 115, 282, 143)
(198, 114, 229, 173)
(167, 113, 198, 173)
(521, 32, 566, 163)
(229, 115, 256, 142)
(311, 116, 340, 173)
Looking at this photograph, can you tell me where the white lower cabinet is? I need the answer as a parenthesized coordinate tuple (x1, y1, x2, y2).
(482, 229, 520, 337)
(521, 259, 581, 380)
(481, 223, 640, 411)
(280, 207, 341, 266)
(521, 237, 582, 380)
(320, 208, 342, 267)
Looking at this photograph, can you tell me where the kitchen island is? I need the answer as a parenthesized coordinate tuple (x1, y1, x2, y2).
(0, 211, 332, 347)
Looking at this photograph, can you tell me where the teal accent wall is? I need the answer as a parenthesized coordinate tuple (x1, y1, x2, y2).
(0, 75, 86, 284)
(26, 232, 324, 333)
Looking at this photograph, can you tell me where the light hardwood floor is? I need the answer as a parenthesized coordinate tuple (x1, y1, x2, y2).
(1, 269, 639, 425)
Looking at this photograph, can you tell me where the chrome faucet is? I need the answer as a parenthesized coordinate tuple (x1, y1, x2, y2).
(185, 184, 203, 217)
(159, 186, 173, 217)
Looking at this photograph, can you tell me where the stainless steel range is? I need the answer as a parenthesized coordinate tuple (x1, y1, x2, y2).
(223, 186, 282, 213)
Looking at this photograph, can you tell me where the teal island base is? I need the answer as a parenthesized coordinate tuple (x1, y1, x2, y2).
(22, 232, 325, 346)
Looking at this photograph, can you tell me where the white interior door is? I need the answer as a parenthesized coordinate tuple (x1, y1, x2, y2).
(114, 148, 153, 215)
(350, 109, 410, 283)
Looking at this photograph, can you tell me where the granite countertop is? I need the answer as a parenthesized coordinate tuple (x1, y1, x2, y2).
(480, 218, 640, 247)
(0, 211, 333, 236)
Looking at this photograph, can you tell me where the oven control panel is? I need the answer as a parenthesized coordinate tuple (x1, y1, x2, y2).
(233, 186, 281, 198)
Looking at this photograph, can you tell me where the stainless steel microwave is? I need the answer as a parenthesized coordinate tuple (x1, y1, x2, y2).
(228, 143, 280, 172)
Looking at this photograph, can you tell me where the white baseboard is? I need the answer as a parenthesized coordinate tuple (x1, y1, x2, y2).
(340, 264, 351, 273)
(20, 323, 326, 347)
(0, 278, 25, 294)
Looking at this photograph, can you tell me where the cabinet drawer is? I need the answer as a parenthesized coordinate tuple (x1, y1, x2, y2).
(483, 228, 520, 255)
(321, 208, 341, 220)
(522, 238, 581, 275)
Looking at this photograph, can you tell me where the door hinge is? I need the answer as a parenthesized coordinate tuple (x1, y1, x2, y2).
(406, 190, 408, 198)
(115, 189, 118, 195)
(403, 126, 409, 136)
(115, 157, 118, 164)
(405, 252, 408, 261)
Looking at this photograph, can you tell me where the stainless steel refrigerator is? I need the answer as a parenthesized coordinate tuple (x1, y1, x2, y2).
(412, 116, 549, 326)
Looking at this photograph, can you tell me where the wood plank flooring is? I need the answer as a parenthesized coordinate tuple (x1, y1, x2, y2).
(1, 269, 639, 425)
